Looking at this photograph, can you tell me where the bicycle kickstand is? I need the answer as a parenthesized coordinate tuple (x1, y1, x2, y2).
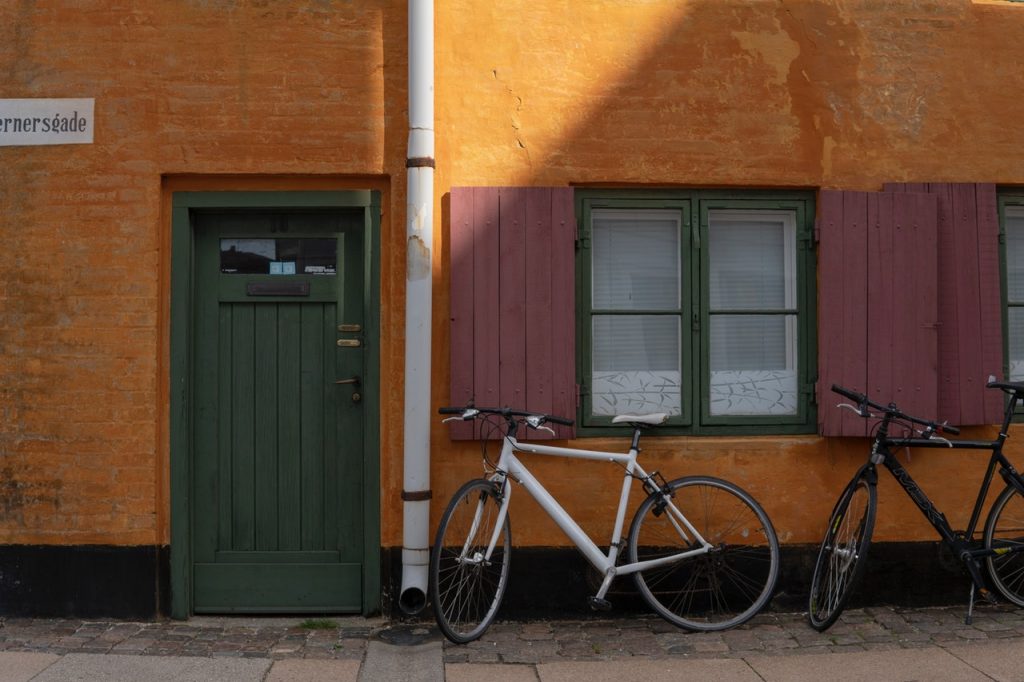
(966, 582, 976, 626)
(964, 563, 997, 626)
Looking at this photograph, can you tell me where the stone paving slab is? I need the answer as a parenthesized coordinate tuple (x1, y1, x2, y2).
(0, 652, 61, 682)
(265, 658, 361, 682)
(358, 641, 444, 682)
(536, 658, 762, 681)
(945, 640, 1024, 682)
(29, 653, 272, 682)
(745, 648, 990, 682)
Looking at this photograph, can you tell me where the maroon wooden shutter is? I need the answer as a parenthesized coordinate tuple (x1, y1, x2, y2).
(818, 190, 939, 436)
(883, 183, 1004, 425)
(449, 187, 576, 440)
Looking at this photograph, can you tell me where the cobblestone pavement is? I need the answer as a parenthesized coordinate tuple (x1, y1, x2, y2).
(0, 604, 1022, 666)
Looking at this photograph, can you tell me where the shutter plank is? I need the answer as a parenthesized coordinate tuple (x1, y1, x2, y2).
(448, 188, 475, 439)
(840, 192, 870, 436)
(499, 188, 528, 414)
(525, 188, 555, 440)
(550, 188, 577, 438)
(867, 192, 895, 410)
(893, 193, 938, 420)
(976, 183, 1005, 422)
(473, 188, 502, 438)
(951, 184, 986, 424)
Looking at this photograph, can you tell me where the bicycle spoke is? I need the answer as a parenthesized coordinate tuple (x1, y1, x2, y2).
(430, 480, 510, 643)
(630, 477, 779, 631)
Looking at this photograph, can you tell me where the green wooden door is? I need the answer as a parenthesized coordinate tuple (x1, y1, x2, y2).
(192, 210, 365, 612)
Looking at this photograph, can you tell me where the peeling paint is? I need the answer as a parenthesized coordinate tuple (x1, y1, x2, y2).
(732, 27, 800, 87)
(407, 235, 430, 282)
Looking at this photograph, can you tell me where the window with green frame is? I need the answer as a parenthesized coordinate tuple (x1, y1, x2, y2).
(576, 190, 817, 435)
(1001, 191, 1024, 387)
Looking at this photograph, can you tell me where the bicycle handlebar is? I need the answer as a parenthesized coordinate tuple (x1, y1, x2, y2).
(830, 384, 960, 436)
(439, 405, 575, 426)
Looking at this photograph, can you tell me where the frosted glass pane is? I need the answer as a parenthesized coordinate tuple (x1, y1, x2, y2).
(710, 370, 798, 416)
(709, 315, 797, 416)
(592, 315, 681, 416)
(708, 212, 792, 310)
(1007, 211, 1024, 303)
(1009, 308, 1024, 382)
(593, 210, 680, 310)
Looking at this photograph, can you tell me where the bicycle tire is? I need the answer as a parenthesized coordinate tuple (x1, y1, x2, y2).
(429, 479, 511, 643)
(628, 476, 780, 632)
(984, 483, 1024, 607)
(807, 473, 876, 631)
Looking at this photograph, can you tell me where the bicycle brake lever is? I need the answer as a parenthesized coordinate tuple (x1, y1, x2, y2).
(837, 402, 872, 418)
(536, 425, 556, 436)
(930, 436, 953, 447)
(441, 416, 462, 424)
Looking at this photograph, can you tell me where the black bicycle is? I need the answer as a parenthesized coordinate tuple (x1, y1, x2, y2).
(808, 380, 1024, 631)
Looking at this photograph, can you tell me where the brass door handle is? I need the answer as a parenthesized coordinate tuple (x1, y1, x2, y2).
(335, 376, 361, 386)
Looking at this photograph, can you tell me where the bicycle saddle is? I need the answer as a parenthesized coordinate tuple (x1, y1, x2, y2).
(611, 413, 668, 425)
(987, 379, 1024, 395)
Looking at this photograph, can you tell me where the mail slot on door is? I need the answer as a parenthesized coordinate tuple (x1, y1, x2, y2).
(245, 281, 311, 296)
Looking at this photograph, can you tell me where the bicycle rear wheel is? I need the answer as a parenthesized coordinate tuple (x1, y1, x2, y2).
(984, 483, 1024, 606)
(807, 472, 876, 631)
(429, 479, 511, 643)
(628, 476, 780, 632)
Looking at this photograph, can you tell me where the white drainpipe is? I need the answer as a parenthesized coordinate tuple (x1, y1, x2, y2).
(399, 0, 434, 615)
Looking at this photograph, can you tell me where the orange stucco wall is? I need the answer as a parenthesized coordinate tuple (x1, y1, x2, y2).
(1, 1, 1024, 556)
(428, 0, 1024, 548)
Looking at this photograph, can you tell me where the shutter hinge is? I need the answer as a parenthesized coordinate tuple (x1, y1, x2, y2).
(813, 218, 821, 244)
(576, 383, 584, 409)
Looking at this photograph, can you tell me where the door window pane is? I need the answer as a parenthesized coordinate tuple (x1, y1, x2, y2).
(221, 238, 337, 275)
(592, 315, 681, 416)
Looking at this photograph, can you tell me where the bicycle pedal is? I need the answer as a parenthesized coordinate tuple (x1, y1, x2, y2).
(979, 587, 999, 605)
(587, 596, 613, 612)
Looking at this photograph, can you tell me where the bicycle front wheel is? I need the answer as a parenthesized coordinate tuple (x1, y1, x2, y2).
(628, 476, 780, 632)
(807, 473, 876, 631)
(984, 483, 1024, 606)
(429, 479, 511, 643)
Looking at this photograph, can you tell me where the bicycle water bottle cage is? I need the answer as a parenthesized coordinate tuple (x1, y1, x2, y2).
(642, 471, 673, 516)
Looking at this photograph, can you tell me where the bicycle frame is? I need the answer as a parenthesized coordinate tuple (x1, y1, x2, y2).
(865, 393, 1024, 565)
(479, 430, 713, 602)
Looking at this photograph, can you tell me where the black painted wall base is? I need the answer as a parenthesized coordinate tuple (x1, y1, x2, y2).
(0, 545, 169, 619)
(0, 542, 978, 619)
(386, 541, 982, 619)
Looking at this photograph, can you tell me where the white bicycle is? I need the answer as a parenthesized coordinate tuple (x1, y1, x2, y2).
(429, 405, 781, 643)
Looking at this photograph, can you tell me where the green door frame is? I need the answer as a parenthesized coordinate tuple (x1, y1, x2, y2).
(169, 190, 382, 619)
